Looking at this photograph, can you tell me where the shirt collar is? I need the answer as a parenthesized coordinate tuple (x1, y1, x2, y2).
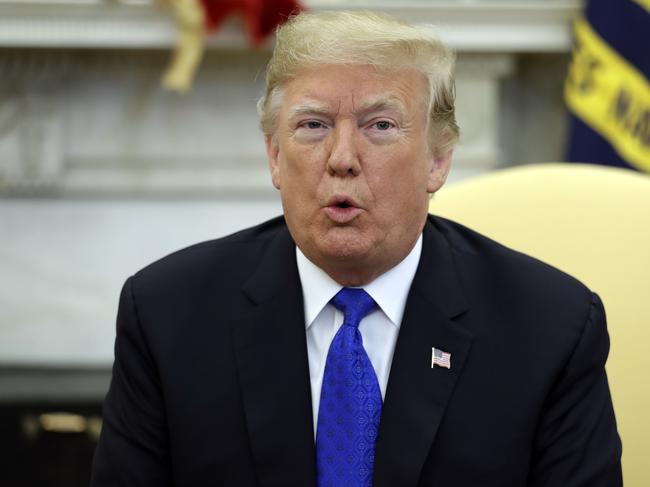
(296, 234, 423, 329)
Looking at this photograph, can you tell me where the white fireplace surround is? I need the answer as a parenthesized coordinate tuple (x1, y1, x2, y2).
(0, 0, 579, 392)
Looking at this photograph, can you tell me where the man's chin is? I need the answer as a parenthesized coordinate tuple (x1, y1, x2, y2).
(291, 224, 377, 266)
(315, 233, 374, 262)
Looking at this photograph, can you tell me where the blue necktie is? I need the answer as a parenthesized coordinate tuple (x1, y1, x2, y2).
(316, 288, 382, 487)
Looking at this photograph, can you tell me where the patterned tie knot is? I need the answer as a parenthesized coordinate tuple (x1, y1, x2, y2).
(331, 288, 377, 329)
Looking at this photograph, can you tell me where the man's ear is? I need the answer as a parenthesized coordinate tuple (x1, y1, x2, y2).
(265, 134, 281, 190)
(427, 148, 453, 194)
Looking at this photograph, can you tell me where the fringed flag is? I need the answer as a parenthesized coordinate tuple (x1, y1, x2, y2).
(565, 0, 650, 172)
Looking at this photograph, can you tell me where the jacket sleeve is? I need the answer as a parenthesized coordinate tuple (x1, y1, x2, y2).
(91, 276, 172, 487)
(527, 293, 622, 486)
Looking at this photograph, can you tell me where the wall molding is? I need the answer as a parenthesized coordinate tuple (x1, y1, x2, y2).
(0, 0, 581, 52)
(0, 366, 110, 402)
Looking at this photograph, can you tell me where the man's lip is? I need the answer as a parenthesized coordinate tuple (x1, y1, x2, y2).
(323, 195, 363, 223)
(324, 205, 362, 223)
(325, 195, 361, 209)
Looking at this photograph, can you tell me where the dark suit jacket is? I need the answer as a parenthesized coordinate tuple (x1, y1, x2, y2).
(91, 215, 622, 487)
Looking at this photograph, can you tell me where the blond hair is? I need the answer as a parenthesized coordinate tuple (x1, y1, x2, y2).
(258, 10, 459, 154)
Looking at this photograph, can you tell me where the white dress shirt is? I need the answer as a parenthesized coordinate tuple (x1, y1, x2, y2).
(296, 235, 423, 436)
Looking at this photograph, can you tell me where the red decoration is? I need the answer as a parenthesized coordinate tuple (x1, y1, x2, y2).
(200, 0, 304, 45)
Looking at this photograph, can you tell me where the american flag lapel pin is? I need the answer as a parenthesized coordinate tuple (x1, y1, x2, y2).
(431, 347, 451, 369)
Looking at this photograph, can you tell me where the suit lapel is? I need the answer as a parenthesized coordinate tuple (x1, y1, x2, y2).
(230, 226, 316, 487)
(374, 218, 474, 487)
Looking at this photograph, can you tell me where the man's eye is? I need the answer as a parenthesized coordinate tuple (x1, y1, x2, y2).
(304, 121, 325, 129)
(373, 120, 394, 130)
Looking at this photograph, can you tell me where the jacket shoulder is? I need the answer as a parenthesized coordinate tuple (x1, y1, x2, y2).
(429, 215, 594, 310)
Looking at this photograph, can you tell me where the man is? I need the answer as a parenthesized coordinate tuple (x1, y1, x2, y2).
(91, 11, 622, 487)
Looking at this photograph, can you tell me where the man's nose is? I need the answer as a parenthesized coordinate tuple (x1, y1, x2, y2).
(327, 122, 361, 177)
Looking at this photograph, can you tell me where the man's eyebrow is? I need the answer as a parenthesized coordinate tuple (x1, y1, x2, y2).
(288, 103, 332, 119)
(353, 97, 407, 117)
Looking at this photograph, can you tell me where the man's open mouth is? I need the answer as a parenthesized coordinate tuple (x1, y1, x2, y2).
(324, 196, 362, 223)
